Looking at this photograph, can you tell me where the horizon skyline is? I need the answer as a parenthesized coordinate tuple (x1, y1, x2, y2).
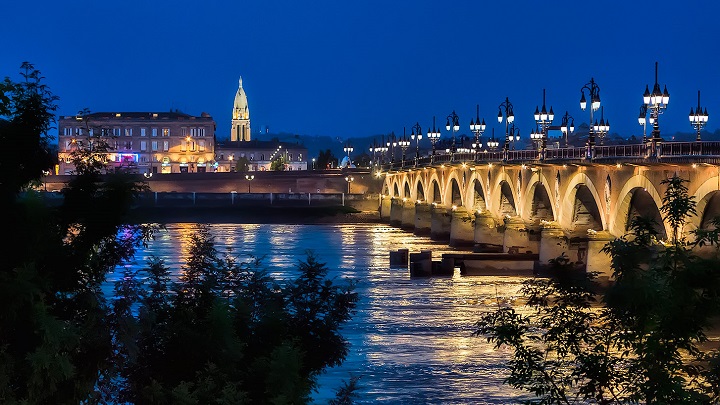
(3, 1, 719, 144)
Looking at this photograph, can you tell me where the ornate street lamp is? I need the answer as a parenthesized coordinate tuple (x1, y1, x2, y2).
(469, 104, 486, 158)
(509, 123, 521, 149)
(689, 90, 709, 141)
(410, 122, 423, 161)
(398, 128, 411, 167)
(245, 174, 254, 193)
(498, 97, 515, 160)
(446, 110, 460, 155)
(530, 125, 543, 150)
(426, 116, 442, 159)
(345, 175, 354, 194)
(642, 61, 670, 157)
(486, 128, 500, 151)
(593, 106, 610, 145)
(343, 143, 354, 165)
(559, 111, 575, 147)
(638, 104, 651, 143)
(580, 77, 601, 159)
(533, 89, 554, 160)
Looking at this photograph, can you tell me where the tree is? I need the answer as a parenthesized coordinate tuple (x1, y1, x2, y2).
(317, 149, 337, 170)
(0, 63, 155, 404)
(270, 155, 287, 171)
(112, 228, 359, 404)
(476, 174, 720, 404)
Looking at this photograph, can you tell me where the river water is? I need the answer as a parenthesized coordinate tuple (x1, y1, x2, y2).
(110, 223, 531, 404)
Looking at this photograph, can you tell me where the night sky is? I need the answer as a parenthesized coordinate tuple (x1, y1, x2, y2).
(3, 0, 720, 143)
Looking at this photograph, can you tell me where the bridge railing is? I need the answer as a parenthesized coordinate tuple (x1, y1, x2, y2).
(380, 141, 720, 172)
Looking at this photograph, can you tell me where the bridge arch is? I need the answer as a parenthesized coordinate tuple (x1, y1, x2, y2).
(558, 172, 605, 235)
(414, 176, 426, 201)
(427, 171, 443, 204)
(465, 172, 488, 213)
(611, 174, 668, 239)
(403, 181, 411, 199)
(445, 170, 465, 207)
(489, 171, 517, 218)
(521, 170, 556, 224)
(690, 176, 720, 233)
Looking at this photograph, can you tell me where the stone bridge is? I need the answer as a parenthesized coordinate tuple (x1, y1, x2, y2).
(377, 142, 720, 277)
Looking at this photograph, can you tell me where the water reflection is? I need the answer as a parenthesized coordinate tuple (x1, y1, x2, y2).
(111, 224, 530, 404)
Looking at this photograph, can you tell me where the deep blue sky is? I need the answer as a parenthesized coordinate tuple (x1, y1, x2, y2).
(3, 0, 720, 143)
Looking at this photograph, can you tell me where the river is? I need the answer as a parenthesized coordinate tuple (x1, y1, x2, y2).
(110, 223, 531, 404)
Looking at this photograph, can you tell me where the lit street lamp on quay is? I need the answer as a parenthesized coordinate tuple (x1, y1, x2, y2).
(345, 175, 354, 194)
(245, 174, 254, 193)
(559, 111, 575, 147)
(593, 106, 610, 146)
(398, 129, 411, 167)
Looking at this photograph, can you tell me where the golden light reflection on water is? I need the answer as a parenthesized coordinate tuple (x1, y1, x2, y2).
(114, 223, 533, 404)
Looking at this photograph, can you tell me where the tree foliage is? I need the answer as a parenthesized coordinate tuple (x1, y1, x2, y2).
(270, 156, 287, 171)
(477, 175, 720, 404)
(1, 63, 156, 404)
(112, 229, 359, 404)
(317, 149, 337, 170)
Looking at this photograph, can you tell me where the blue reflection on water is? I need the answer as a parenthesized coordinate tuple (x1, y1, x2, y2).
(110, 224, 530, 404)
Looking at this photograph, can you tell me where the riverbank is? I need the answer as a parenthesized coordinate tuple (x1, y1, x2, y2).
(125, 205, 383, 225)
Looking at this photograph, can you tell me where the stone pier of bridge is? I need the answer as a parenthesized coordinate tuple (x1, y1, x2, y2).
(375, 147, 720, 279)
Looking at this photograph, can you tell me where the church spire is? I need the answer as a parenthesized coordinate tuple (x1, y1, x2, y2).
(231, 76, 250, 141)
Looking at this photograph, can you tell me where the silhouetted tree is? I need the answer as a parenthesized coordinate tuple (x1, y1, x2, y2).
(317, 149, 338, 170)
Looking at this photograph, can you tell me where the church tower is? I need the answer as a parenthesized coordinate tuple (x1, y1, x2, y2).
(231, 77, 251, 141)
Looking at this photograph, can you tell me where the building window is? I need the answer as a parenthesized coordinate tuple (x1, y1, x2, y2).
(249, 154, 254, 161)
(181, 141, 186, 152)
(152, 128, 158, 137)
(299, 153, 303, 161)
(140, 141, 147, 151)
(162, 128, 170, 137)
(181, 127, 187, 136)
(199, 140, 205, 152)
(64, 140, 72, 150)
(88, 128, 94, 136)
(151, 141, 158, 151)
(113, 127, 121, 137)
(260, 154, 265, 160)
(141, 128, 147, 137)
(124, 141, 132, 150)
(163, 141, 169, 152)
(189, 141, 196, 152)
(125, 128, 132, 136)
(64, 127, 72, 136)
(288, 153, 293, 161)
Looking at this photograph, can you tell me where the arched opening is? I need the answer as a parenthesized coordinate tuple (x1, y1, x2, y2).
(626, 187, 666, 239)
(404, 182, 411, 198)
(570, 184, 602, 236)
(499, 181, 516, 217)
(472, 180, 486, 212)
(529, 183, 554, 224)
(393, 183, 400, 197)
(451, 179, 462, 206)
(417, 182, 425, 201)
(432, 181, 442, 203)
(700, 191, 720, 229)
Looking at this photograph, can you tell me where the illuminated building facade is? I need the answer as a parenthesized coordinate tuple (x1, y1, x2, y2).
(57, 111, 216, 175)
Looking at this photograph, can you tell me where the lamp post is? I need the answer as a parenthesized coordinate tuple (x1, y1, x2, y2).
(245, 174, 254, 193)
(689, 90, 709, 141)
(508, 123, 521, 150)
(559, 111, 575, 147)
(642, 61, 670, 158)
(533, 89, 554, 160)
(398, 128, 411, 167)
(470, 104, 486, 158)
(580, 77, 601, 159)
(497, 97, 515, 160)
(530, 125, 543, 151)
(593, 106, 610, 145)
(387, 132, 396, 163)
(410, 122, 422, 162)
(638, 104, 650, 143)
(486, 128, 500, 152)
(345, 175, 354, 194)
(312, 158, 316, 170)
(343, 143, 354, 167)
(426, 116, 442, 160)
(445, 110, 460, 157)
